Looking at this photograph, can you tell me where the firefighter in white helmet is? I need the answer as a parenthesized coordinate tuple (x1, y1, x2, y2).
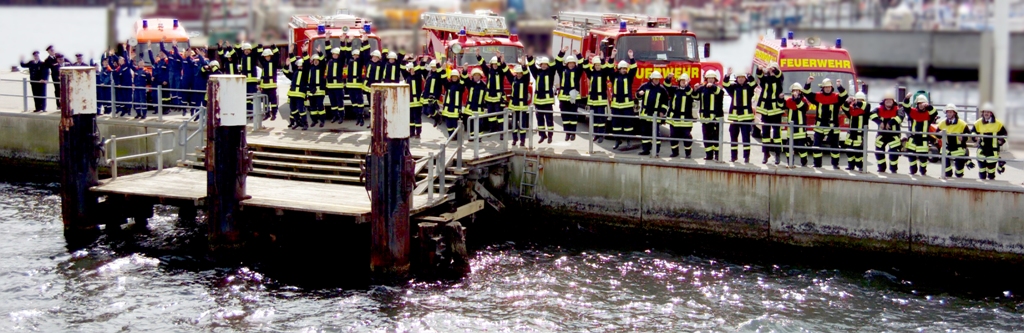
(841, 91, 870, 171)
(666, 72, 696, 158)
(529, 54, 559, 143)
(636, 70, 670, 156)
(324, 35, 346, 124)
(902, 93, 937, 175)
(973, 102, 1007, 180)
(583, 53, 613, 143)
(609, 50, 637, 149)
(440, 67, 468, 138)
(783, 82, 811, 166)
(723, 68, 757, 163)
(508, 63, 532, 147)
(695, 70, 725, 160)
(478, 52, 508, 135)
(555, 46, 585, 141)
(938, 103, 970, 178)
(306, 51, 328, 128)
(869, 91, 903, 173)
(342, 34, 371, 127)
(464, 67, 488, 135)
(803, 76, 848, 169)
(402, 57, 428, 138)
(756, 61, 785, 164)
(286, 57, 309, 130)
(381, 51, 405, 84)
(421, 60, 445, 127)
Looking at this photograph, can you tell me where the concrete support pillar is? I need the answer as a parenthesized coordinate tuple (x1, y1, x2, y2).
(206, 75, 251, 250)
(59, 67, 101, 244)
(992, 0, 1010, 122)
(369, 83, 414, 277)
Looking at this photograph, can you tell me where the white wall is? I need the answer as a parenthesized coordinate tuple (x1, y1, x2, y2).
(0, 7, 142, 69)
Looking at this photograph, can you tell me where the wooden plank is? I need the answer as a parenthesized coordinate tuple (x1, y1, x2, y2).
(251, 151, 363, 164)
(90, 167, 206, 201)
(241, 175, 435, 218)
(250, 168, 362, 183)
(441, 200, 485, 222)
(252, 160, 361, 173)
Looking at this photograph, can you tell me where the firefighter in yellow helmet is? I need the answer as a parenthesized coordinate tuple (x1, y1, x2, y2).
(938, 103, 970, 178)
(972, 102, 1008, 180)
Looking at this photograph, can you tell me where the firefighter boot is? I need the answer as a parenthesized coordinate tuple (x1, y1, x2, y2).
(685, 148, 692, 159)
(774, 152, 781, 165)
(670, 147, 679, 158)
(614, 139, 622, 150)
(910, 165, 918, 175)
(730, 150, 738, 162)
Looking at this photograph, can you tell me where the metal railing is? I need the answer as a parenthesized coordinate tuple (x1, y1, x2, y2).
(456, 105, 1021, 180)
(177, 107, 208, 166)
(416, 122, 464, 201)
(0, 78, 60, 112)
(105, 130, 176, 180)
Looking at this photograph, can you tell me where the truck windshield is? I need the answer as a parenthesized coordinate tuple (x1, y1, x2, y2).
(312, 37, 380, 56)
(449, 46, 524, 67)
(781, 70, 856, 95)
(614, 35, 696, 62)
(134, 41, 192, 66)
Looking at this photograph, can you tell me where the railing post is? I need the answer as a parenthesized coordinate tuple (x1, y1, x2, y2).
(156, 130, 164, 171)
(652, 113, 658, 157)
(473, 114, 480, 160)
(588, 108, 594, 155)
(503, 108, 510, 152)
(861, 125, 870, 173)
(940, 130, 948, 179)
(22, 78, 29, 112)
(528, 107, 535, 150)
(439, 146, 447, 197)
(788, 122, 796, 167)
(110, 136, 118, 180)
(718, 117, 725, 161)
(157, 85, 163, 120)
(109, 83, 115, 114)
(253, 94, 263, 130)
(427, 152, 435, 201)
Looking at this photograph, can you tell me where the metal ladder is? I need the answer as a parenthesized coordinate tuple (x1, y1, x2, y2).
(519, 150, 540, 200)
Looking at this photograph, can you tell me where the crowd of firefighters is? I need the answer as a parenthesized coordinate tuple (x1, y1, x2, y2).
(19, 38, 1011, 181)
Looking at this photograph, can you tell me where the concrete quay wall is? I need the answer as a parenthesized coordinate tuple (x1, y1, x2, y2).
(0, 112, 194, 170)
(509, 154, 1024, 258)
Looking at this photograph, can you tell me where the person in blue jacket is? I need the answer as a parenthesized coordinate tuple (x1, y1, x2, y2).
(183, 48, 208, 115)
(114, 55, 134, 116)
(148, 42, 171, 114)
(96, 53, 112, 114)
(130, 55, 150, 119)
(161, 40, 185, 109)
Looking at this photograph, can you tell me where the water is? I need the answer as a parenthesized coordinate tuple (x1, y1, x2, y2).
(1, 181, 1023, 332)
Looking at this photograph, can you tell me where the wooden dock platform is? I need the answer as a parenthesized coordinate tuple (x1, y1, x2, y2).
(91, 167, 440, 222)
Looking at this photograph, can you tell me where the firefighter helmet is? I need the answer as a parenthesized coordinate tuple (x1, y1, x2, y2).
(769, 61, 780, 70)
(538, 56, 550, 64)
(471, 68, 484, 77)
(915, 95, 929, 104)
(564, 55, 578, 64)
(352, 49, 360, 56)
(263, 49, 274, 57)
(855, 92, 866, 100)
(209, 60, 220, 68)
(591, 56, 601, 64)
(705, 70, 719, 80)
(883, 91, 896, 101)
(450, 69, 460, 77)
(387, 52, 398, 60)
(981, 102, 994, 111)
(617, 60, 629, 69)
(820, 78, 833, 87)
(511, 65, 523, 74)
(790, 82, 803, 91)
(490, 56, 499, 64)
(945, 103, 957, 112)
(404, 62, 414, 70)
(330, 48, 340, 55)
(296, 59, 304, 66)
(371, 50, 382, 58)
(680, 73, 689, 81)
(241, 43, 252, 50)
(650, 70, 662, 79)
(427, 60, 437, 69)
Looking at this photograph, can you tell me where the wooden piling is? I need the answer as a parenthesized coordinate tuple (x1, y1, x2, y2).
(369, 83, 414, 276)
(58, 67, 101, 242)
(205, 75, 251, 250)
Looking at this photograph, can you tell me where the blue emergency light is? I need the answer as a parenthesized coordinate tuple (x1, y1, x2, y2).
(619, 21, 627, 32)
(142, 20, 148, 29)
(682, 22, 688, 30)
(781, 37, 787, 47)
(173, 19, 179, 29)
(459, 27, 466, 35)
(787, 31, 794, 39)
(317, 24, 326, 35)
(835, 38, 842, 48)
(363, 24, 371, 33)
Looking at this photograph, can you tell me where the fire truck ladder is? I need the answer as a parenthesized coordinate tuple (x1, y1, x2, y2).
(555, 12, 653, 27)
(421, 12, 510, 36)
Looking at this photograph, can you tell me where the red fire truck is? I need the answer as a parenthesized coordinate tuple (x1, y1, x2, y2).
(549, 11, 724, 107)
(289, 13, 381, 58)
(421, 10, 526, 94)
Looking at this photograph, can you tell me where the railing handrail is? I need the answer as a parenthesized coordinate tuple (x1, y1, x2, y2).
(105, 130, 176, 181)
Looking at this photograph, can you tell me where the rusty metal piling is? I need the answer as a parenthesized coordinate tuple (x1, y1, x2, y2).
(206, 75, 251, 250)
(59, 67, 101, 244)
(369, 83, 414, 277)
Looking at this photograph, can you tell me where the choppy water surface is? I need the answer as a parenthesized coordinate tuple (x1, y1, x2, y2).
(1, 181, 1022, 332)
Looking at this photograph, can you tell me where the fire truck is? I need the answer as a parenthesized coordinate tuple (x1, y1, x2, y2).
(420, 10, 526, 94)
(550, 11, 724, 108)
(751, 30, 861, 130)
(289, 13, 381, 59)
(129, 18, 191, 71)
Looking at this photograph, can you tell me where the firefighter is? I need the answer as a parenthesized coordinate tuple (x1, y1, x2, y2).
(842, 91, 870, 171)
(381, 51, 405, 83)
(938, 103, 969, 178)
(184, 48, 209, 114)
(803, 77, 847, 169)
(257, 46, 280, 121)
(464, 68, 489, 136)
(421, 60, 444, 128)
(507, 62, 532, 147)
(196, 60, 220, 115)
(666, 73, 696, 158)
(286, 58, 309, 130)
(479, 54, 508, 134)
(147, 43, 172, 115)
(325, 39, 346, 123)
(343, 35, 372, 127)
(401, 59, 426, 138)
(755, 62, 785, 164)
(20, 51, 48, 112)
(609, 50, 637, 149)
(216, 41, 240, 75)
(583, 54, 613, 143)
(783, 82, 811, 166)
(529, 55, 558, 143)
(636, 70, 669, 156)
(695, 70, 724, 161)
(306, 52, 328, 128)
(554, 46, 584, 141)
(364, 49, 385, 126)
(903, 94, 936, 175)
(130, 55, 149, 119)
(870, 91, 903, 173)
(723, 69, 757, 163)
(236, 43, 260, 112)
(972, 103, 1008, 180)
(440, 68, 468, 138)
(161, 41, 185, 109)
